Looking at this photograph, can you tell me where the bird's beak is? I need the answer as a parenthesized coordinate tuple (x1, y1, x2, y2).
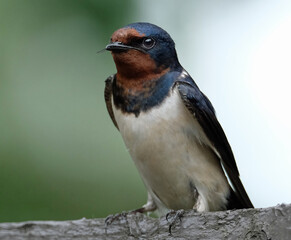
(106, 42, 146, 53)
(106, 42, 131, 51)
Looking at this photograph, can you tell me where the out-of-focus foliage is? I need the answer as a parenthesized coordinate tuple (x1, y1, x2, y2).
(0, 0, 146, 222)
(2, 0, 291, 224)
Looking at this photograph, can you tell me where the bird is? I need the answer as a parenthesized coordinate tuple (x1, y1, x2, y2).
(104, 22, 253, 217)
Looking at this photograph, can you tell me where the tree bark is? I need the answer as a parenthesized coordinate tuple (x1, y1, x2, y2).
(0, 204, 290, 240)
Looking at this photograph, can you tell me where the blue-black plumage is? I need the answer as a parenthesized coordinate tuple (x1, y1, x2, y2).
(104, 22, 253, 216)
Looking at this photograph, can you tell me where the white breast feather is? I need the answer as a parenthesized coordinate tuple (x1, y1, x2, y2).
(112, 87, 229, 213)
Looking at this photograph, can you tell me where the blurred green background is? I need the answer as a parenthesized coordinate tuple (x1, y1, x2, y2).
(0, 0, 146, 222)
(1, 0, 291, 223)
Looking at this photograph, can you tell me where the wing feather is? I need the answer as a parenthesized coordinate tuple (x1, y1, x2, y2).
(104, 75, 118, 130)
(177, 77, 253, 209)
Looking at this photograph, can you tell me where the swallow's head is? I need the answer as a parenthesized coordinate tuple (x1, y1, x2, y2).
(106, 22, 180, 81)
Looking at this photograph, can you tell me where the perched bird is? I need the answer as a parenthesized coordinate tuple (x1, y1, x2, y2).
(104, 22, 253, 216)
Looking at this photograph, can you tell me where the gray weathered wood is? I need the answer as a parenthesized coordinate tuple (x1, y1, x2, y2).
(0, 204, 290, 240)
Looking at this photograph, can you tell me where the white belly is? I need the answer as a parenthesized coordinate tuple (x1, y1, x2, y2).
(112, 88, 229, 212)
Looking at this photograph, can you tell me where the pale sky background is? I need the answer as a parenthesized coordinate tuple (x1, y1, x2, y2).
(138, 0, 291, 208)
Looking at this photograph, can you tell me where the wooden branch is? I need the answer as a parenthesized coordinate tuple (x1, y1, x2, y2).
(0, 204, 290, 240)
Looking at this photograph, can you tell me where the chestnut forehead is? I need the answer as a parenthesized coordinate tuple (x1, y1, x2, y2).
(111, 27, 145, 44)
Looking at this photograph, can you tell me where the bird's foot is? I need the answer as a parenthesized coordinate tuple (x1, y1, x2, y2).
(105, 207, 148, 227)
(166, 209, 185, 235)
(105, 211, 128, 226)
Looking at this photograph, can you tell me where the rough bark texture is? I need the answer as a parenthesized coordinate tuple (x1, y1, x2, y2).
(0, 204, 290, 240)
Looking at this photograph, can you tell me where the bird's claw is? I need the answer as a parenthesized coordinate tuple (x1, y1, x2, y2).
(105, 207, 146, 227)
(166, 209, 185, 235)
(105, 211, 128, 226)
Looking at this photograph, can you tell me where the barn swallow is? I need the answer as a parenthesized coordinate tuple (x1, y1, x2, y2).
(104, 22, 253, 217)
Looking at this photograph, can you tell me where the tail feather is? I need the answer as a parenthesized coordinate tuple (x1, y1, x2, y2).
(227, 188, 253, 210)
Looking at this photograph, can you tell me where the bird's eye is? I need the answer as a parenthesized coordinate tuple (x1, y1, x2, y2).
(142, 37, 155, 49)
